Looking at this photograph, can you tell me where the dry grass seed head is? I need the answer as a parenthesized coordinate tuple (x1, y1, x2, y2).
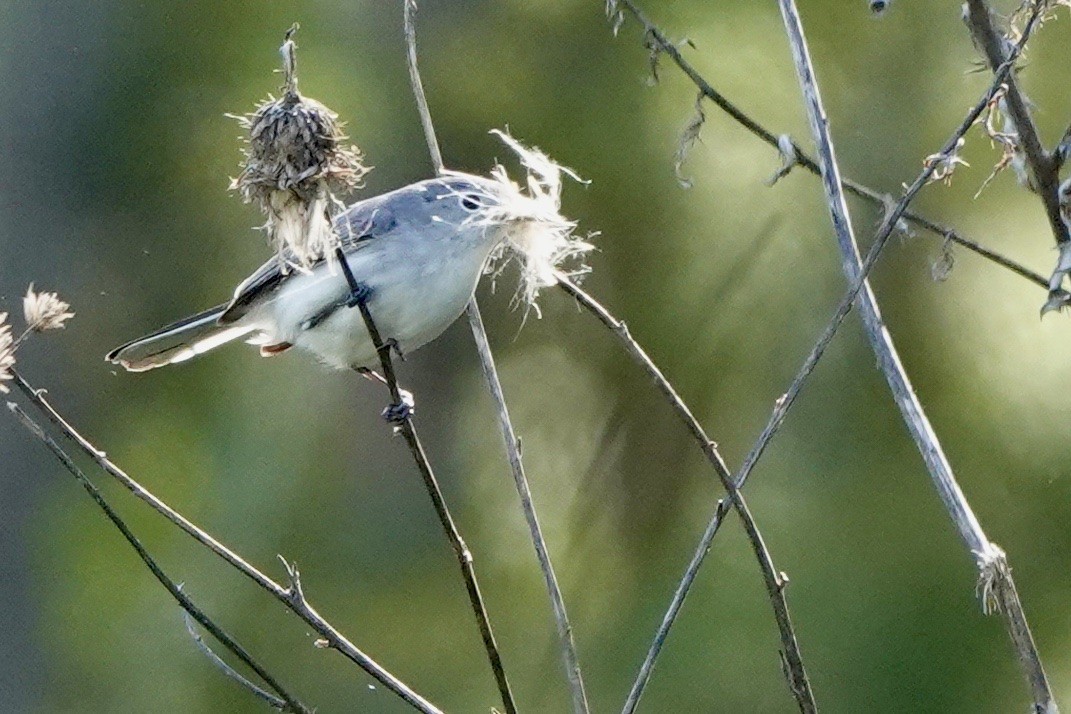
(23, 284, 74, 332)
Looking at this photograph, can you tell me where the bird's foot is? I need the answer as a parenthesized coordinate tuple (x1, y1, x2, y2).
(381, 389, 415, 424)
(384, 337, 406, 362)
(345, 282, 373, 308)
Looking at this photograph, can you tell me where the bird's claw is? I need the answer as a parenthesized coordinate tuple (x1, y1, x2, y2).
(345, 282, 373, 308)
(385, 337, 406, 361)
(381, 389, 415, 424)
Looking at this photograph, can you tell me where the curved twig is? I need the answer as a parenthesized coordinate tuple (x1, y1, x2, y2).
(402, 2, 591, 711)
(11, 371, 442, 714)
(8, 398, 311, 714)
(555, 275, 816, 713)
(610, 0, 1050, 292)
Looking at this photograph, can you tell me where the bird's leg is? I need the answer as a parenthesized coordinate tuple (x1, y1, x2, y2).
(334, 245, 373, 308)
(356, 367, 385, 384)
(344, 282, 373, 309)
(356, 367, 415, 422)
(381, 389, 415, 424)
(338, 249, 414, 424)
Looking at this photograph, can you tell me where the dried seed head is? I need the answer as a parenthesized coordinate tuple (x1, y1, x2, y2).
(22, 284, 74, 332)
(975, 545, 1008, 616)
(0, 313, 13, 393)
(452, 130, 594, 314)
(674, 92, 706, 189)
(923, 137, 970, 185)
(231, 26, 369, 268)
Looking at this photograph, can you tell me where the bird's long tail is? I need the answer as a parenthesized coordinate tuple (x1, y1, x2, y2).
(107, 304, 256, 372)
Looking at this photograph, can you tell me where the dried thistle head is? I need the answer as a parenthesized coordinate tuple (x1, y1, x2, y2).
(448, 130, 593, 315)
(0, 313, 13, 394)
(231, 26, 369, 268)
(23, 284, 74, 332)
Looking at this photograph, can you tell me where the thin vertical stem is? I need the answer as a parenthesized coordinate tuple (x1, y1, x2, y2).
(404, 0, 444, 175)
(337, 248, 517, 714)
(777, 2, 1054, 710)
(402, 1, 591, 710)
(466, 305, 590, 714)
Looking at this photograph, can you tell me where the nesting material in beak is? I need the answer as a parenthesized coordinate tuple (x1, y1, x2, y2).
(451, 130, 594, 315)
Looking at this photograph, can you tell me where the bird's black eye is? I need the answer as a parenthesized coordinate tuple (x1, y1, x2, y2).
(461, 194, 482, 211)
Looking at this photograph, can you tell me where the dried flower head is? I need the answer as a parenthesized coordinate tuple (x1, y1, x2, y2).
(23, 284, 74, 332)
(449, 130, 593, 314)
(0, 313, 13, 393)
(231, 26, 369, 269)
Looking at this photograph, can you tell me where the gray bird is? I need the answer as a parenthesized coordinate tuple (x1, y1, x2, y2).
(107, 175, 507, 372)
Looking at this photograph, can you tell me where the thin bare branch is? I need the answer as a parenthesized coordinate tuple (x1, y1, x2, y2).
(465, 305, 590, 714)
(182, 611, 288, 711)
(964, 0, 1068, 249)
(404, 0, 444, 175)
(11, 372, 442, 714)
(336, 248, 517, 714)
(554, 275, 816, 714)
(403, 2, 590, 710)
(620, 494, 725, 714)
(777, 2, 1055, 711)
(8, 399, 311, 714)
(610, 0, 1051, 293)
(624, 19, 1041, 706)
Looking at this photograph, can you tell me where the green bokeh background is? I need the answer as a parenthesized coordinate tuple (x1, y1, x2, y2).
(2, 1, 1071, 712)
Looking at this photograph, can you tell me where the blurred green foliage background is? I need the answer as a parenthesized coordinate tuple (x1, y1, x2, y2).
(2, 1, 1071, 712)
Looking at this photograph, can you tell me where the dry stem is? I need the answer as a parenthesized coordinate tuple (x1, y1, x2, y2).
(555, 276, 816, 714)
(8, 399, 310, 713)
(777, 1, 1055, 710)
(964, 0, 1068, 251)
(622, 21, 1039, 707)
(338, 249, 517, 714)
(611, 0, 1052, 294)
(403, 2, 591, 711)
(11, 372, 442, 714)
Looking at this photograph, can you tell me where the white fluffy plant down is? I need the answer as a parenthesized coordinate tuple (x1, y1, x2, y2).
(452, 130, 594, 315)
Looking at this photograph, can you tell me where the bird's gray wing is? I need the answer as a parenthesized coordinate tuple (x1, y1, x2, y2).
(218, 194, 399, 324)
